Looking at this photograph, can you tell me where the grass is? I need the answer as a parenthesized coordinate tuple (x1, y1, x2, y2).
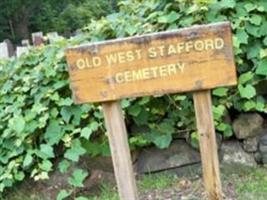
(87, 172, 177, 200)
(138, 172, 177, 192)
(222, 165, 267, 200)
(1, 194, 45, 200)
(3, 165, 267, 200)
(86, 166, 267, 200)
(86, 183, 118, 200)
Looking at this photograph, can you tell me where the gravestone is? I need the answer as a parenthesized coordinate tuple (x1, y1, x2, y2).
(16, 46, 29, 57)
(0, 40, 14, 58)
(32, 32, 44, 46)
(22, 39, 30, 46)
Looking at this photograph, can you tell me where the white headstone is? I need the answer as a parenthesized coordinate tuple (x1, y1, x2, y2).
(47, 32, 58, 38)
(16, 46, 29, 57)
(22, 39, 30, 46)
(0, 42, 9, 58)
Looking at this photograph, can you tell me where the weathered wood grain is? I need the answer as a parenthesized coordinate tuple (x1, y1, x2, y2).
(102, 101, 139, 200)
(65, 22, 236, 104)
(193, 90, 222, 200)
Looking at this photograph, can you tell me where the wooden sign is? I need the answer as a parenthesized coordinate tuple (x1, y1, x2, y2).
(66, 22, 236, 104)
(66, 22, 237, 200)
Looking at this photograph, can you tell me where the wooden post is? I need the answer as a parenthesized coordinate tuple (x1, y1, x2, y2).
(102, 101, 139, 200)
(193, 90, 223, 200)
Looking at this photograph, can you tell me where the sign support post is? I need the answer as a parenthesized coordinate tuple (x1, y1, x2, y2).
(193, 90, 222, 200)
(102, 101, 139, 200)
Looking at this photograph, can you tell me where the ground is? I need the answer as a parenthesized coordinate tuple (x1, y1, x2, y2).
(3, 164, 267, 200)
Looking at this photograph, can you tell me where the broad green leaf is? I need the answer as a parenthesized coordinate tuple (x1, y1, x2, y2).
(219, 0, 236, 9)
(44, 120, 63, 145)
(56, 190, 72, 200)
(1, 80, 13, 94)
(39, 160, 53, 171)
(23, 153, 33, 167)
(222, 124, 233, 137)
(138, 96, 150, 105)
(81, 127, 93, 139)
(247, 42, 261, 58)
(246, 23, 261, 37)
(256, 59, 267, 75)
(81, 122, 98, 139)
(260, 23, 267, 36)
(159, 121, 175, 134)
(238, 84, 256, 99)
(243, 100, 256, 111)
(256, 98, 266, 112)
(125, 25, 137, 35)
(257, 6, 265, 12)
(39, 144, 55, 159)
(50, 93, 60, 101)
(259, 1, 267, 11)
(9, 116, 25, 134)
(260, 49, 267, 58)
(60, 107, 72, 123)
(217, 123, 227, 132)
(244, 3, 256, 12)
(232, 36, 240, 48)
(68, 169, 88, 187)
(249, 15, 262, 25)
(58, 98, 73, 106)
(155, 134, 172, 149)
(174, 95, 186, 101)
(121, 99, 130, 108)
(64, 139, 86, 162)
(239, 72, 253, 84)
(58, 160, 70, 174)
(14, 171, 25, 181)
(158, 11, 179, 24)
(236, 29, 248, 44)
(132, 109, 149, 125)
(128, 104, 142, 117)
(212, 88, 228, 97)
(71, 106, 83, 125)
(213, 105, 225, 120)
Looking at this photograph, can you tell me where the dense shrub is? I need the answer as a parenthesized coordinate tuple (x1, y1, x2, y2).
(1, 0, 267, 195)
(0, 0, 116, 42)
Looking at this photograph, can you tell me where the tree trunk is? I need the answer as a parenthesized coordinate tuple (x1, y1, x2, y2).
(12, 5, 30, 41)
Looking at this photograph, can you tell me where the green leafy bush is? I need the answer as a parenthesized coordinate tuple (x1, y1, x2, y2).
(1, 0, 267, 195)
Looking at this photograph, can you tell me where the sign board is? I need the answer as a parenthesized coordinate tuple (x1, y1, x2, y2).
(65, 22, 236, 104)
(65, 22, 237, 200)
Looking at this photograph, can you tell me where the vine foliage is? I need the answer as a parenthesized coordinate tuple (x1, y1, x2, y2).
(0, 0, 267, 197)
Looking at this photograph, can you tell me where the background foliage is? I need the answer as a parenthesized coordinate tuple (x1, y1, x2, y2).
(0, 0, 117, 42)
(1, 0, 267, 197)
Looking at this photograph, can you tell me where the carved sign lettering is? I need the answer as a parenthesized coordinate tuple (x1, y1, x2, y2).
(65, 22, 236, 103)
